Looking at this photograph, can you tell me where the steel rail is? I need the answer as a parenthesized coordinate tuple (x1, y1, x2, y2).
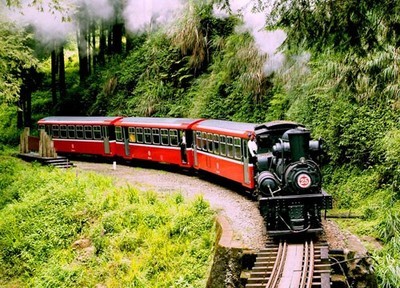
(245, 238, 330, 288)
(300, 241, 309, 287)
(306, 240, 315, 288)
(266, 240, 287, 288)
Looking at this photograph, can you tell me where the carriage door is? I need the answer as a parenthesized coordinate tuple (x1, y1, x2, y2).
(242, 139, 251, 184)
(123, 127, 130, 157)
(102, 126, 111, 154)
(193, 131, 200, 167)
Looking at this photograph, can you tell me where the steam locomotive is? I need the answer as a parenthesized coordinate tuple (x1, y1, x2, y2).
(37, 116, 332, 236)
(254, 121, 332, 235)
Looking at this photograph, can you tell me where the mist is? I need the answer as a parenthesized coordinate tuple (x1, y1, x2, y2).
(6, 0, 75, 47)
(123, 0, 185, 33)
(213, 0, 288, 76)
(5, 0, 187, 47)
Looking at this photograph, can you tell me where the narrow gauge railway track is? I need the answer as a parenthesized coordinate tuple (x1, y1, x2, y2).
(246, 239, 331, 288)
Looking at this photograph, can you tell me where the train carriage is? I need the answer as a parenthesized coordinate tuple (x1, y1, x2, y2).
(37, 116, 123, 156)
(113, 117, 203, 167)
(191, 120, 257, 189)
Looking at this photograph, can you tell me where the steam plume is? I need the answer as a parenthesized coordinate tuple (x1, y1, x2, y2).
(213, 0, 287, 76)
(123, 0, 185, 33)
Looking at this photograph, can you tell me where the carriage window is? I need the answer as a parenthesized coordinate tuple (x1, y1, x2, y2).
(60, 125, 67, 138)
(136, 128, 144, 143)
(213, 134, 220, 155)
(220, 135, 226, 156)
(161, 129, 169, 145)
(234, 137, 242, 159)
(227, 136, 234, 158)
(84, 126, 93, 139)
(52, 125, 59, 138)
(93, 126, 102, 140)
(170, 130, 178, 146)
(38, 125, 45, 131)
(76, 125, 84, 139)
(113, 126, 122, 141)
(115, 126, 123, 141)
(195, 131, 201, 149)
(152, 128, 160, 144)
(201, 132, 207, 151)
(207, 133, 213, 153)
(128, 127, 136, 142)
(68, 125, 76, 138)
(144, 128, 152, 144)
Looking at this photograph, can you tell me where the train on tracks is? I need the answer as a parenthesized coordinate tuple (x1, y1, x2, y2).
(37, 116, 332, 236)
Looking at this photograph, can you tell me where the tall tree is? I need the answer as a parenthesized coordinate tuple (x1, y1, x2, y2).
(50, 45, 66, 115)
(98, 21, 107, 64)
(51, 49, 58, 110)
(0, 21, 38, 104)
(77, 17, 90, 82)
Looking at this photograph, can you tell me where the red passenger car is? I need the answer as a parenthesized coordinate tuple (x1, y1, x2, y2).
(191, 120, 257, 189)
(113, 117, 203, 167)
(37, 116, 122, 156)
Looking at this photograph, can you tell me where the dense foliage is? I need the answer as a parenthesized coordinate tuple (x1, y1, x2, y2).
(0, 18, 38, 103)
(0, 155, 215, 287)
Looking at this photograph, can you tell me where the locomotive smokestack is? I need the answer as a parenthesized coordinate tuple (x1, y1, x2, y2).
(287, 128, 310, 161)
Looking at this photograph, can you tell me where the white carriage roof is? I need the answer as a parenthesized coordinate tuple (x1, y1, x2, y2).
(38, 116, 122, 125)
(194, 119, 257, 132)
(119, 117, 200, 124)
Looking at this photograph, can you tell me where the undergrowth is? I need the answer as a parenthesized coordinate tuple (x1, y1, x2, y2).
(324, 165, 400, 287)
(0, 155, 216, 287)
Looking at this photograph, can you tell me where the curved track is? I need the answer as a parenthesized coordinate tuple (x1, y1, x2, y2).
(246, 239, 331, 288)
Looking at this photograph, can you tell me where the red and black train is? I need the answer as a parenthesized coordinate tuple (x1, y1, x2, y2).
(38, 116, 332, 236)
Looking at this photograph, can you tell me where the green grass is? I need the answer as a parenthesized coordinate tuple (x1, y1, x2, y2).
(324, 165, 400, 287)
(0, 155, 216, 287)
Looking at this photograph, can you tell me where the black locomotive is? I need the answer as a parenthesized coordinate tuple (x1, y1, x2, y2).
(253, 121, 332, 235)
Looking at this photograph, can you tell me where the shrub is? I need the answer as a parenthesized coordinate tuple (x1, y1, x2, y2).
(0, 157, 216, 287)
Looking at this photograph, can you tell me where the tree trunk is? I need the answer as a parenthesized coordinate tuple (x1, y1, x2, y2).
(24, 71, 32, 128)
(91, 21, 96, 70)
(107, 24, 113, 55)
(51, 49, 58, 112)
(17, 97, 24, 129)
(77, 22, 89, 82)
(112, 22, 123, 54)
(99, 21, 106, 65)
(59, 46, 66, 102)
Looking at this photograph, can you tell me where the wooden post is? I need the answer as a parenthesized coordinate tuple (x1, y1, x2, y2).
(39, 129, 57, 158)
(19, 127, 30, 154)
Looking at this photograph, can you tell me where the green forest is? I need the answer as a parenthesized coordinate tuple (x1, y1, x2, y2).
(1, 0, 399, 286)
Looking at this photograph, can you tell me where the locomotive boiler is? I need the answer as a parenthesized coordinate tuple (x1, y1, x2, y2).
(254, 121, 332, 235)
